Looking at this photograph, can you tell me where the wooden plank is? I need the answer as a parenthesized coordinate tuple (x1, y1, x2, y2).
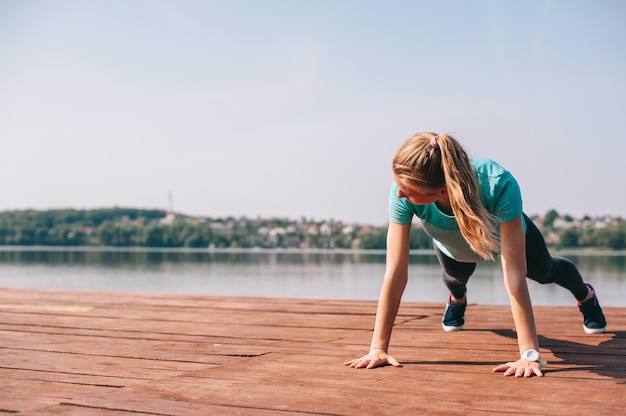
(0, 331, 268, 363)
(30, 395, 327, 416)
(0, 287, 382, 314)
(0, 307, 381, 330)
(0, 312, 356, 343)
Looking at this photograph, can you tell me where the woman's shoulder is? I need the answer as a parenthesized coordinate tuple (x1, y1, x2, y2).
(470, 158, 523, 221)
(470, 158, 518, 188)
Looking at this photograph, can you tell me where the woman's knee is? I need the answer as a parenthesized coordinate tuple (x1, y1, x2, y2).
(527, 259, 554, 284)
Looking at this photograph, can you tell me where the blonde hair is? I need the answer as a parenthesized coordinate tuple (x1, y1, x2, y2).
(392, 132, 499, 260)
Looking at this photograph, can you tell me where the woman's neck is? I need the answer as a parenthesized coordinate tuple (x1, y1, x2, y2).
(435, 197, 453, 216)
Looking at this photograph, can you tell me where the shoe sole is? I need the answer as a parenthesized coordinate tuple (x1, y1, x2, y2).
(442, 323, 464, 332)
(583, 325, 605, 334)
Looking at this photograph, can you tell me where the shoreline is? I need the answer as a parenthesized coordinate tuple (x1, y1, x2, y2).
(0, 245, 624, 256)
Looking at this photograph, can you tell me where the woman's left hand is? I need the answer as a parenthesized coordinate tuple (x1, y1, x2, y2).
(493, 358, 544, 377)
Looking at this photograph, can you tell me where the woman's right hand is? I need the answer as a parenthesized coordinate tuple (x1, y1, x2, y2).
(343, 349, 402, 369)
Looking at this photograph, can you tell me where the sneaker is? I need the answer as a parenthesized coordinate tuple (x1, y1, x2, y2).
(578, 283, 606, 334)
(442, 293, 466, 332)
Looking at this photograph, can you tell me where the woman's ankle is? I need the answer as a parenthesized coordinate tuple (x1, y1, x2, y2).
(578, 287, 593, 304)
(451, 295, 466, 304)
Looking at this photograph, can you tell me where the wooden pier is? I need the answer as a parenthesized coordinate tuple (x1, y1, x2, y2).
(0, 287, 624, 415)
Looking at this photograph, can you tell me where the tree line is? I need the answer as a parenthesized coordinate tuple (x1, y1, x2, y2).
(0, 208, 623, 250)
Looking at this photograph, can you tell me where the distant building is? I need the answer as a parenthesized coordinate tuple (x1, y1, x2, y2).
(160, 213, 176, 225)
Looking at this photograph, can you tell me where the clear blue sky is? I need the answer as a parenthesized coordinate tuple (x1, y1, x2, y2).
(1, 0, 624, 225)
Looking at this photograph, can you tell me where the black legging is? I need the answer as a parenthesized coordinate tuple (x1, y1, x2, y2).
(434, 214, 589, 301)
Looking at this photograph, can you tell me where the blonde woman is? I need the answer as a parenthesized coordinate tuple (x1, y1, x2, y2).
(344, 132, 606, 377)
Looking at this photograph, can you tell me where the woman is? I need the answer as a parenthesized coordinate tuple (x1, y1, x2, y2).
(344, 132, 606, 377)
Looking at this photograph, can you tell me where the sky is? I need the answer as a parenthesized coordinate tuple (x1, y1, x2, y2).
(0, 0, 625, 225)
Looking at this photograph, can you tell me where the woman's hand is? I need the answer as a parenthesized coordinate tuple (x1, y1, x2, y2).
(493, 358, 544, 377)
(344, 349, 402, 369)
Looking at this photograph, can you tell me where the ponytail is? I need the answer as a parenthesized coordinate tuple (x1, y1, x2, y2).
(392, 132, 499, 260)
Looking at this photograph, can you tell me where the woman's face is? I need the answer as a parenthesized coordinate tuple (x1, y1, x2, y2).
(393, 173, 446, 205)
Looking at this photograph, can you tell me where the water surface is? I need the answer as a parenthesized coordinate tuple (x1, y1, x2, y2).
(0, 247, 623, 307)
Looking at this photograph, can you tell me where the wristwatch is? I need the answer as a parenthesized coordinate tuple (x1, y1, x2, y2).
(521, 349, 540, 362)
(521, 349, 547, 366)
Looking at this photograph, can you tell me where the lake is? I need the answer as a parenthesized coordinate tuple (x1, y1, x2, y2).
(0, 247, 624, 307)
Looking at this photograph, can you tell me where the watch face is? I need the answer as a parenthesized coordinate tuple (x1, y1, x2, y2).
(523, 349, 539, 361)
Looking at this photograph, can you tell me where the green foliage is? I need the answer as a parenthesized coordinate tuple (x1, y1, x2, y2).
(359, 227, 387, 249)
(558, 228, 581, 248)
(552, 218, 626, 250)
(409, 226, 432, 249)
(353, 224, 432, 250)
(587, 225, 626, 249)
(543, 209, 559, 229)
(0, 208, 623, 250)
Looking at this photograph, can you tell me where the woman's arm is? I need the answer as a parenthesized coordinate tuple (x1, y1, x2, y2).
(493, 215, 544, 377)
(344, 221, 412, 369)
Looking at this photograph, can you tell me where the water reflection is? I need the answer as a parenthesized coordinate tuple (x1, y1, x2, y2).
(0, 248, 448, 266)
(0, 248, 623, 307)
